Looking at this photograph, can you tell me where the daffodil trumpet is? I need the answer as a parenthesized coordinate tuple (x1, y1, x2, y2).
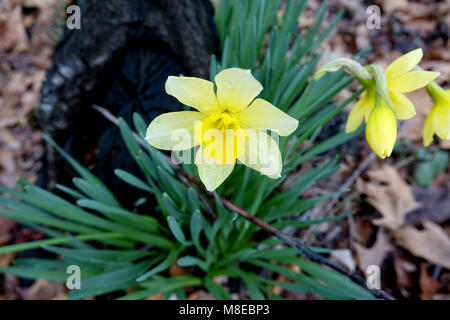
(145, 68, 299, 191)
(423, 81, 450, 146)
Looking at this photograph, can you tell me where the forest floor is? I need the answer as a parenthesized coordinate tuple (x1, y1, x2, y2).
(0, 0, 449, 300)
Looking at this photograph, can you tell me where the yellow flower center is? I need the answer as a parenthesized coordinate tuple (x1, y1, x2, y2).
(194, 110, 246, 165)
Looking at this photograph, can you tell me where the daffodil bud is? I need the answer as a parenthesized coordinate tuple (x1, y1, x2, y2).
(314, 58, 372, 81)
(365, 94, 397, 159)
(423, 81, 450, 146)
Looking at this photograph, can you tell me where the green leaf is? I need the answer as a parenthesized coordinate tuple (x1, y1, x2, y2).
(161, 193, 188, 222)
(136, 249, 181, 282)
(44, 246, 152, 266)
(72, 178, 118, 207)
(203, 277, 232, 300)
(433, 151, 449, 174)
(167, 216, 191, 246)
(0, 232, 125, 255)
(77, 199, 163, 234)
(190, 209, 204, 254)
(114, 169, 153, 193)
(414, 161, 435, 187)
(55, 184, 85, 199)
(79, 260, 154, 292)
(229, 266, 265, 300)
(177, 256, 206, 269)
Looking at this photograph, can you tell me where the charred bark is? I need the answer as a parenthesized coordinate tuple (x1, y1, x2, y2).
(38, 0, 218, 204)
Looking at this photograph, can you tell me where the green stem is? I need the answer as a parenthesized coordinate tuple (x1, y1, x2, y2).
(426, 81, 447, 101)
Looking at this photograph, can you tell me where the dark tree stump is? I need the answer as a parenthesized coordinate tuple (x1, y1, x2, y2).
(38, 0, 218, 205)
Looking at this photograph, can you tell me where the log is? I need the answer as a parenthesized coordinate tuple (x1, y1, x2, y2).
(38, 0, 218, 204)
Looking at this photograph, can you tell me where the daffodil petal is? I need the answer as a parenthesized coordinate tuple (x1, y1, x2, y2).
(146, 111, 206, 150)
(365, 101, 397, 159)
(235, 98, 298, 136)
(215, 68, 263, 112)
(423, 107, 436, 147)
(195, 148, 234, 191)
(389, 71, 440, 93)
(385, 48, 423, 79)
(389, 90, 416, 120)
(238, 131, 282, 178)
(433, 105, 450, 141)
(165, 76, 220, 114)
(345, 93, 372, 133)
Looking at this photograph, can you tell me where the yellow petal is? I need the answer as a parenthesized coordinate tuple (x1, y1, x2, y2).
(235, 98, 298, 136)
(423, 107, 436, 147)
(365, 100, 397, 159)
(389, 90, 416, 120)
(146, 111, 206, 150)
(385, 48, 423, 79)
(195, 148, 234, 191)
(165, 76, 220, 114)
(433, 104, 450, 141)
(238, 130, 282, 178)
(345, 93, 372, 133)
(388, 71, 440, 93)
(215, 68, 263, 112)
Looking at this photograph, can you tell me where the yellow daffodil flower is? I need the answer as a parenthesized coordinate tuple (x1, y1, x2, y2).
(343, 48, 439, 158)
(146, 68, 298, 191)
(423, 81, 450, 146)
(346, 49, 440, 132)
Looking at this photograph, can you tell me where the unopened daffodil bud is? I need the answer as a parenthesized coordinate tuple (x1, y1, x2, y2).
(365, 94, 397, 159)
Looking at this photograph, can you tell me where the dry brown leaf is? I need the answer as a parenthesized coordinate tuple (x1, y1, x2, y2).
(394, 255, 416, 288)
(187, 290, 214, 300)
(395, 221, 450, 269)
(169, 260, 190, 277)
(0, 216, 15, 245)
(0, 5, 29, 52)
(365, 165, 421, 229)
(439, 139, 450, 150)
(419, 264, 441, 300)
(330, 249, 356, 272)
(355, 230, 393, 275)
(380, 0, 408, 14)
(27, 280, 66, 300)
(145, 293, 164, 300)
(0, 252, 16, 267)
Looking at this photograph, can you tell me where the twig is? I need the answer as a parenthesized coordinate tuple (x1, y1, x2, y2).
(303, 152, 377, 240)
(92, 104, 395, 300)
